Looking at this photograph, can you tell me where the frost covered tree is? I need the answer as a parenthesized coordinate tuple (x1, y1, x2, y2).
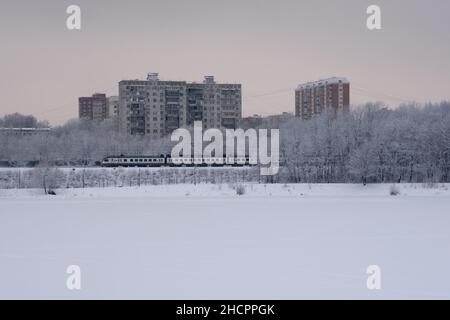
(1, 102, 450, 185)
(279, 101, 450, 184)
(0, 113, 49, 128)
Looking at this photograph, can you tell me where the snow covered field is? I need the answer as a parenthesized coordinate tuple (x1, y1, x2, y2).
(1, 183, 450, 299)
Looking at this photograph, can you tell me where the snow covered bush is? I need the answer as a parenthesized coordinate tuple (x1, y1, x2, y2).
(390, 184, 400, 196)
(236, 184, 246, 196)
(422, 181, 438, 189)
(30, 166, 65, 194)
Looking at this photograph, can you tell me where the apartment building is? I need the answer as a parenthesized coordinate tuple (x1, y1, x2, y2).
(108, 96, 119, 118)
(295, 77, 350, 120)
(119, 73, 242, 138)
(78, 93, 108, 122)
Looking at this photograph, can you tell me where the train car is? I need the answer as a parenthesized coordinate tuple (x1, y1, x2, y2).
(169, 156, 250, 167)
(101, 155, 263, 168)
(101, 156, 165, 168)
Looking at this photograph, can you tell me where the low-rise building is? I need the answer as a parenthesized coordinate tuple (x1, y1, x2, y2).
(0, 128, 51, 136)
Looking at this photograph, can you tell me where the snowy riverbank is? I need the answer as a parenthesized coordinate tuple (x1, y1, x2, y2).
(1, 182, 450, 199)
(1, 183, 450, 299)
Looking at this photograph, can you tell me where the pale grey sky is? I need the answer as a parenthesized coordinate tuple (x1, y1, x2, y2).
(1, 0, 449, 125)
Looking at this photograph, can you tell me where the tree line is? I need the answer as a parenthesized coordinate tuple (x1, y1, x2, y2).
(280, 102, 450, 183)
(1, 101, 450, 184)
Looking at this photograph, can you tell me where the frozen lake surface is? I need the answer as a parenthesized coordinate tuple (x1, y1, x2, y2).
(1, 183, 450, 299)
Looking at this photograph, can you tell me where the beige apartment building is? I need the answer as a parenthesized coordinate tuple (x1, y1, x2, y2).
(119, 73, 242, 138)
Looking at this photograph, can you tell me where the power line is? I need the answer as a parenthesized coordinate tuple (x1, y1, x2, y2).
(243, 87, 295, 100)
(34, 84, 118, 117)
(29, 79, 419, 125)
(352, 82, 413, 104)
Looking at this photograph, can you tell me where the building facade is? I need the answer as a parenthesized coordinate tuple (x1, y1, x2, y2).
(240, 112, 295, 129)
(0, 128, 51, 137)
(295, 77, 350, 120)
(79, 93, 108, 122)
(107, 96, 120, 119)
(119, 74, 242, 138)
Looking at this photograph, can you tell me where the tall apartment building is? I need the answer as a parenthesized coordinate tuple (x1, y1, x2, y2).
(295, 77, 350, 120)
(119, 73, 242, 138)
(79, 93, 108, 122)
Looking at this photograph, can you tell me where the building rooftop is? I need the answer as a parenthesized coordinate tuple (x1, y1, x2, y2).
(296, 77, 350, 90)
(0, 127, 51, 131)
(0, 128, 52, 135)
(120, 74, 241, 87)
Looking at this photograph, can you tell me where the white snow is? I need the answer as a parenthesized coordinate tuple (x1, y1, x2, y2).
(1, 183, 450, 299)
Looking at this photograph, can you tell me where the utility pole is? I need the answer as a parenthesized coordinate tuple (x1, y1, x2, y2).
(138, 168, 141, 187)
(82, 168, 86, 188)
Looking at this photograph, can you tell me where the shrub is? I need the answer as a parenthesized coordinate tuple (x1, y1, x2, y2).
(390, 184, 400, 196)
(236, 184, 246, 196)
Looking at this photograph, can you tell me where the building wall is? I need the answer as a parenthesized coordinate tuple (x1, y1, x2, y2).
(108, 96, 119, 118)
(0, 128, 51, 137)
(295, 77, 350, 120)
(119, 74, 242, 138)
(119, 80, 187, 138)
(78, 93, 108, 122)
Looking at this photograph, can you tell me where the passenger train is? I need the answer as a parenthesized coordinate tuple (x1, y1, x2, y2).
(101, 155, 257, 168)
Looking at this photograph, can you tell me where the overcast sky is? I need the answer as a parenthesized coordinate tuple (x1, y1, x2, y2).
(1, 0, 449, 125)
